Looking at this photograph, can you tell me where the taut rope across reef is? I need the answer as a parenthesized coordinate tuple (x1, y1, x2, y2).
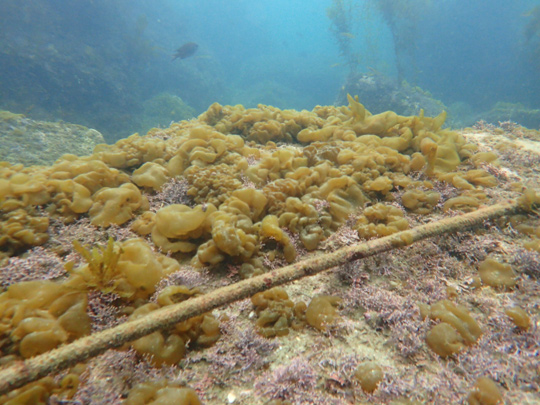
(0, 198, 536, 394)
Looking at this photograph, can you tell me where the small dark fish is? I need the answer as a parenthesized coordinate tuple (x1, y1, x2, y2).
(172, 42, 199, 60)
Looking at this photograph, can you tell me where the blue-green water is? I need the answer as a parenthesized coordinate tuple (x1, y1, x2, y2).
(1, 0, 539, 141)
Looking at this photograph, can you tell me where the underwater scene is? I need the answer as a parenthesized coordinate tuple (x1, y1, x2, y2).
(0, 0, 539, 403)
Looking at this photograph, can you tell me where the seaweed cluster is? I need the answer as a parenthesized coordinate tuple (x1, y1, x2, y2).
(326, 0, 357, 71)
(0, 97, 538, 403)
(327, 0, 432, 81)
(374, 0, 434, 83)
(524, 5, 540, 70)
(1, 95, 497, 271)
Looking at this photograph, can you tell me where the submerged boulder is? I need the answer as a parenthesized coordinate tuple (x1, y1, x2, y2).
(0, 111, 105, 166)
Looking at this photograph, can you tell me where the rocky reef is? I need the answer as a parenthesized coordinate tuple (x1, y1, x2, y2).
(0, 111, 105, 166)
(0, 99, 539, 403)
(336, 71, 448, 119)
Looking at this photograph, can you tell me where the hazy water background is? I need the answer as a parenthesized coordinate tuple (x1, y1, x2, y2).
(0, 0, 539, 141)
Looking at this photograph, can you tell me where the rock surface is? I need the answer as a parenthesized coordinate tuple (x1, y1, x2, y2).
(0, 111, 105, 166)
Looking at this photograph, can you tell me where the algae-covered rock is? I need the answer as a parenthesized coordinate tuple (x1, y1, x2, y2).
(140, 93, 196, 135)
(479, 102, 540, 129)
(0, 111, 105, 166)
(336, 71, 448, 119)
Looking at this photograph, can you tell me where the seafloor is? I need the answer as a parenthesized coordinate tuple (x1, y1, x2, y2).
(0, 101, 539, 404)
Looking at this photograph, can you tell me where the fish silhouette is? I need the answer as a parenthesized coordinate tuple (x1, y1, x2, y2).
(172, 42, 199, 60)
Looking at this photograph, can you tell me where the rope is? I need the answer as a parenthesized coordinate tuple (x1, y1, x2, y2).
(0, 200, 525, 394)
